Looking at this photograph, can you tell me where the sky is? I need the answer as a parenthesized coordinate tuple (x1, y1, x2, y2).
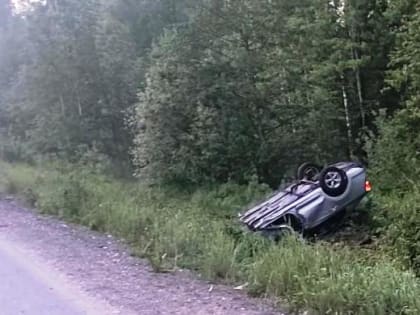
(12, 0, 41, 12)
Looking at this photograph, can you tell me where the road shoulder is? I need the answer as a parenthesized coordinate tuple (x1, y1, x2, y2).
(0, 198, 280, 315)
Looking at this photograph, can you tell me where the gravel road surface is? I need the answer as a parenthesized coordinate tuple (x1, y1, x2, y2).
(0, 198, 282, 315)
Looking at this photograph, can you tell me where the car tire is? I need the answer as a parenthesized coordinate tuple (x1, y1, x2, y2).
(297, 162, 321, 181)
(319, 166, 348, 197)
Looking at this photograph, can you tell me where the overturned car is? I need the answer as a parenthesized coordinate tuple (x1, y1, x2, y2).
(240, 162, 371, 239)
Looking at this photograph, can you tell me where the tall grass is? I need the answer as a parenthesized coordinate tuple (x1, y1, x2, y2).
(374, 187, 420, 275)
(1, 161, 420, 314)
(250, 238, 420, 314)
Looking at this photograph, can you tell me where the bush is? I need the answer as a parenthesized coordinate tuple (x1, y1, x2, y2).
(369, 105, 420, 274)
(369, 107, 419, 194)
(374, 189, 420, 274)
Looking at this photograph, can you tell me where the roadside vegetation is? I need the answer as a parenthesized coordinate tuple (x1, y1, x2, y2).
(1, 160, 420, 314)
(1, 0, 420, 314)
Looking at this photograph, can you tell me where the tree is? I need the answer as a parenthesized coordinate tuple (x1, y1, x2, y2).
(132, 0, 348, 185)
(371, 4, 420, 191)
(0, 0, 417, 189)
(0, 0, 196, 167)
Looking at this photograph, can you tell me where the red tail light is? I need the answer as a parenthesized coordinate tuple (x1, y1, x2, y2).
(365, 181, 372, 192)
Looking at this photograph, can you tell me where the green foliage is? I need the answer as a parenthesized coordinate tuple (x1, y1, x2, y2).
(370, 106, 419, 193)
(250, 238, 420, 314)
(388, 5, 420, 97)
(200, 228, 238, 280)
(0, 0, 414, 187)
(132, 0, 398, 185)
(2, 0, 420, 313)
(368, 3, 420, 276)
(0, 0, 194, 168)
(0, 162, 39, 204)
(375, 189, 420, 274)
(2, 162, 420, 314)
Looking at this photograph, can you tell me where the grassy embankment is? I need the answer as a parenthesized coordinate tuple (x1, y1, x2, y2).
(1, 161, 419, 315)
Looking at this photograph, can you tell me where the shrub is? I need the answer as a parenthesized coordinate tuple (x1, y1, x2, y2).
(369, 106, 420, 274)
(369, 107, 419, 195)
(374, 188, 420, 274)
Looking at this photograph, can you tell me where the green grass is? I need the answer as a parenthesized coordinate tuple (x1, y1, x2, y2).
(0, 162, 39, 205)
(373, 188, 420, 275)
(1, 161, 420, 314)
(250, 238, 420, 314)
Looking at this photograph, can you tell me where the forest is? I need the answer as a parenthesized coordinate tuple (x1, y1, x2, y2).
(0, 0, 419, 314)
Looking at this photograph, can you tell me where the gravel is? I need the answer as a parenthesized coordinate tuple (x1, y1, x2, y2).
(0, 198, 283, 315)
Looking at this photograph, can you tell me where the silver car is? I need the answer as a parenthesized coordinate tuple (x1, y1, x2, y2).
(240, 162, 371, 238)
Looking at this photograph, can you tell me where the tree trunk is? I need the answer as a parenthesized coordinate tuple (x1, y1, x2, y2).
(341, 75, 354, 158)
(353, 48, 365, 128)
(59, 95, 65, 116)
(77, 93, 83, 117)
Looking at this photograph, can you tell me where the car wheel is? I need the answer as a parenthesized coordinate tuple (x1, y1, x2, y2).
(319, 166, 348, 197)
(297, 162, 321, 181)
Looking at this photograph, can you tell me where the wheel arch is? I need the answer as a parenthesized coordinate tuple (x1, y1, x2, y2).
(270, 212, 304, 232)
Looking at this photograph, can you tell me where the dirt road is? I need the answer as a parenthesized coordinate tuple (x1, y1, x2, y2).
(0, 236, 118, 315)
(0, 198, 282, 315)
